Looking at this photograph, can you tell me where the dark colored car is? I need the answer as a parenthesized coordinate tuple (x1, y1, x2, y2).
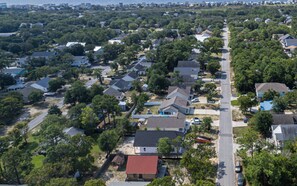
(237, 172, 245, 186)
(235, 161, 242, 173)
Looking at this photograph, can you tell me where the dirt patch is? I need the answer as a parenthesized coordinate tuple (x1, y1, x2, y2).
(186, 114, 219, 121)
(232, 109, 244, 121)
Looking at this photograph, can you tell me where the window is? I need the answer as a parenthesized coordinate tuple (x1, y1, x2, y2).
(143, 148, 146, 151)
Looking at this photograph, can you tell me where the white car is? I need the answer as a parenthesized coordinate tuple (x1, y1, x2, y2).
(191, 98, 199, 103)
(192, 117, 201, 125)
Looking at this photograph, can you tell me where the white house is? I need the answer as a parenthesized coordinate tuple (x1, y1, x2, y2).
(271, 124, 297, 148)
(103, 87, 125, 101)
(66, 42, 86, 47)
(133, 131, 184, 154)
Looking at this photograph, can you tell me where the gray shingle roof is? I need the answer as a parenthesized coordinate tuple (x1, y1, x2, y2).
(177, 61, 200, 68)
(272, 124, 297, 141)
(272, 114, 297, 125)
(146, 116, 185, 129)
(168, 86, 191, 95)
(285, 39, 297, 47)
(113, 79, 131, 90)
(103, 87, 123, 97)
(160, 96, 189, 110)
(174, 67, 199, 76)
(35, 77, 51, 89)
(134, 131, 183, 147)
(63, 127, 84, 137)
(255, 83, 289, 93)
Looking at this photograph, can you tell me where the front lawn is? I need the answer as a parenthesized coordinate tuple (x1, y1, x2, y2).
(32, 155, 45, 169)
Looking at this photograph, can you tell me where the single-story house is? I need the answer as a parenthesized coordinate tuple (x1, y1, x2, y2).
(272, 124, 297, 148)
(31, 77, 51, 92)
(31, 51, 57, 60)
(272, 114, 297, 125)
(93, 46, 104, 55)
(108, 34, 127, 44)
(71, 56, 91, 67)
(63, 127, 84, 137)
(66, 42, 86, 47)
(126, 155, 158, 181)
(119, 101, 127, 111)
(111, 79, 132, 92)
(133, 64, 146, 75)
(159, 96, 190, 115)
(260, 100, 273, 111)
(16, 57, 29, 67)
(284, 39, 297, 52)
(134, 130, 184, 154)
(255, 83, 290, 100)
(17, 83, 40, 103)
(7, 83, 25, 91)
(278, 34, 294, 44)
(146, 114, 189, 133)
(103, 87, 125, 101)
(166, 86, 192, 100)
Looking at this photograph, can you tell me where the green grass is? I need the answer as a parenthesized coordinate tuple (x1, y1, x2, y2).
(32, 155, 45, 169)
(233, 126, 248, 138)
(231, 99, 239, 106)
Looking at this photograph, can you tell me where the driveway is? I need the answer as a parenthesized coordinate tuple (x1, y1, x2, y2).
(217, 23, 235, 186)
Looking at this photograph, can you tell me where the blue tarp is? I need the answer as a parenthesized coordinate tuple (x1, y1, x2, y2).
(260, 100, 273, 111)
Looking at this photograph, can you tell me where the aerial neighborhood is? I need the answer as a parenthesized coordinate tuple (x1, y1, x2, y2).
(0, 2, 297, 186)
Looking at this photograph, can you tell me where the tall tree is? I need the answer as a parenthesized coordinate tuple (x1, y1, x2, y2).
(249, 111, 273, 138)
(98, 129, 119, 156)
(157, 137, 173, 157)
(80, 106, 99, 130)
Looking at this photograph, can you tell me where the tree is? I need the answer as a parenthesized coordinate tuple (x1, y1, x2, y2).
(192, 80, 203, 94)
(93, 69, 103, 85)
(272, 96, 288, 113)
(1, 148, 33, 184)
(0, 74, 15, 89)
(236, 127, 259, 157)
(89, 84, 104, 99)
(148, 74, 170, 93)
(48, 78, 66, 92)
(64, 81, 89, 105)
(0, 94, 23, 125)
(28, 90, 43, 103)
(203, 83, 216, 94)
(48, 105, 62, 116)
(98, 129, 119, 155)
(237, 94, 256, 113)
(206, 61, 220, 75)
(66, 44, 85, 56)
(196, 180, 215, 186)
(135, 93, 149, 113)
(203, 37, 223, 54)
(132, 80, 142, 92)
(201, 117, 213, 131)
(148, 176, 175, 186)
(80, 106, 99, 130)
(157, 137, 173, 156)
(249, 111, 273, 138)
(46, 178, 78, 186)
(262, 89, 280, 101)
(84, 179, 106, 186)
(25, 163, 72, 186)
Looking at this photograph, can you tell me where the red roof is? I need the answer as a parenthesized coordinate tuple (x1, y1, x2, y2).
(126, 156, 158, 175)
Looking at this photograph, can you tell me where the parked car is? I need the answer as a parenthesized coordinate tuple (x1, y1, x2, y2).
(192, 117, 201, 125)
(191, 97, 199, 103)
(243, 117, 249, 123)
(237, 173, 245, 186)
(235, 161, 242, 173)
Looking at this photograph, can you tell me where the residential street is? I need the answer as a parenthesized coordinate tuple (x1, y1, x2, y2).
(27, 98, 64, 131)
(217, 23, 235, 185)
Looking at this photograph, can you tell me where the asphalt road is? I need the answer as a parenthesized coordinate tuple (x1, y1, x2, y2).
(27, 98, 64, 131)
(217, 23, 235, 186)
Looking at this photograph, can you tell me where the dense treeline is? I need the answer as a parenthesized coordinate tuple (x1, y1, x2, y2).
(228, 8, 297, 93)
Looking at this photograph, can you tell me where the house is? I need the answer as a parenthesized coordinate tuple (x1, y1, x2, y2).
(31, 77, 51, 92)
(126, 155, 158, 181)
(2, 67, 26, 78)
(255, 83, 290, 100)
(108, 181, 149, 186)
(122, 71, 138, 82)
(134, 131, 183, 154)
(133, 64, 146, 75)
(278, 34, 294, 44)
(16, 57, 29, 67)
(260, 100, 273, 111)
(66, 42, 86, 47)
(111, 153, 125, 167)
(195, 30, 212, 42)
(93, 46, 104, 55)
(146, 114, 189, 132)
(71, 56, 91, 67)
(174, 61, 200, 80)
(17, 83, 40, 103)
(103, 87, 125, 100)
(254, 17, 262, 22)
(283, 39, 297, 52)
(31, 51, 56, 60)
(63, 127, 84, 137)
(108, 34, 127, 44)
(271, 124, 297, 148)
(166, 86, 192, 100)
(265, 19, 272, 24)
(159, 96, 190, 115)
(272, 114, 297, 125)
(111, 79, 132, 92)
